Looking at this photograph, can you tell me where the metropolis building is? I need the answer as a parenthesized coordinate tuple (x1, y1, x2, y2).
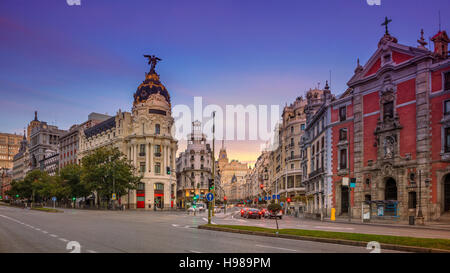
(79, 56, 178, 210)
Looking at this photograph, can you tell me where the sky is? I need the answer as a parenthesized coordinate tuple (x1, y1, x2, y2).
(0, 0, 448, 166)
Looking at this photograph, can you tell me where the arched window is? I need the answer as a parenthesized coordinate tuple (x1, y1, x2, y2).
(155, 124, 160, 135)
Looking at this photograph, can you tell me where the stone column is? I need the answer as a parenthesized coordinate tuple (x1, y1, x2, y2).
(148, 143, 152, 173)
(134, 144, 138, 168)
(145, 141, 149, 175)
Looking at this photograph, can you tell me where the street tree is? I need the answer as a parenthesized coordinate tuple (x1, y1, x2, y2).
(81, 146, 142, 207)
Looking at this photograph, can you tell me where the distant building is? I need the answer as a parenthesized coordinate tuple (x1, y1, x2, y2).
(40, 149, 59, 176)
(29, 121, 66, 171)
(176, 121, 213, 208)
(59, 112, 111, 168)
(217, 141, 250, 201)
(0, 168, 12, 199)
(0, 132, 22, 169)
(12, 132, 29, 181)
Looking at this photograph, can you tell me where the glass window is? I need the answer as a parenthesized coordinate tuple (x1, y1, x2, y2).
(340, 149, 347, 169)
(155, 124, 160, 135)
(301, 124, 305, 130)
(155, 162, 161, 173)
(339, 106, 346, 121)
(140, 162, 145, 173)
(339, 128, 348, 141)
(154, 145, 161, 156)
(445, 128, 450, 153)
(408, 191, 417, 209)
(445, 72, 450, 91)
(140, 144, 145, 155)
(444, 100, 450, 115)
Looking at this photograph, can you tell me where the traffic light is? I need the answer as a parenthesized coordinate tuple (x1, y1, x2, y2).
(260, 184, 264, 189)
(287, 198, 291, 203)
(0, 195, 2, 199)
(166, 167, 171, 175)
(72, 197, 76, 201)
(15, 194, 19, 198)
(224, 196, 227, 201)
(208, 178, 214, 191)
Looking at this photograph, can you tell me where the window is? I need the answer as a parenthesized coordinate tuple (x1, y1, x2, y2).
(301, 124, 305, 130)
(140, 162, 145, 173)
(339, 106, 346, 121)
(408, 191, 417, 209)
(321, 136, 325, 149)
(339, 128, 348, 141)
(154, 145, 161, 156)
(290, 151, 294, 158)
(445, 100, 450, 115)
(139, 144, 145, 156)
(339, 149, 347, 169)
(444, 72, 450, 91)
(445, 128, 450, 153)
(291, 126, 294, 133)
(383, 101, 394, 120)
(290, 138, 294, 146)
(155, 162, 161, 174)
(291, 163, 294, 169)
(155, 124, 160, 135)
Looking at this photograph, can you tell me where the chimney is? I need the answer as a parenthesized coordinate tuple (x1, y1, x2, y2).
(431, 30, 449, 58)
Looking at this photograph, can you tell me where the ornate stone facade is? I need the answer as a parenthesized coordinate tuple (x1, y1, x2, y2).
(79, 56, 178, 210)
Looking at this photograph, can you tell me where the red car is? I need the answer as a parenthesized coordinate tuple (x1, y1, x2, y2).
(240, 207, 249, 217)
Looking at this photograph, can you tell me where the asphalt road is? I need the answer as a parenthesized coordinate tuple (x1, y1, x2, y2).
(0, 205, 400, 253)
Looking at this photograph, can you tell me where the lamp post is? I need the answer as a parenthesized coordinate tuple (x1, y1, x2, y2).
(416, 170, 425, 225)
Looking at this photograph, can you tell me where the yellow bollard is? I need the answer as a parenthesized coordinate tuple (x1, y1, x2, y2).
(331, 208, 336, 221)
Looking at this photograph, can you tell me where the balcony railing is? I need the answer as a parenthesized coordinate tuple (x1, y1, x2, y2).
(308, 167, 324, 179)
(285, 155, 301, 161)
(154, 152, 161, 157)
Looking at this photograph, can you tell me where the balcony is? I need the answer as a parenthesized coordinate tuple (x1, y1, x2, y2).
(285, 154, 301, 161)
(154, 152, 161, 157)
(308, 167, 324, 179)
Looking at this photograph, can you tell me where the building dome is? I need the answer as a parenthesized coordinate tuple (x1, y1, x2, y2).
(133, 55, 171, 107)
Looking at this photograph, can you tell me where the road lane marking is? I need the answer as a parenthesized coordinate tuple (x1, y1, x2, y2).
(59, 238, 69, 242)
(255, 244, 298, 252)
(172, 224, 179, 227)
(49, 234, 58, 238)
(202, 217, 216, 225)
(87, 250, 97, 253)
(42, 230, 48, 234)
(188, 250, 202, 253)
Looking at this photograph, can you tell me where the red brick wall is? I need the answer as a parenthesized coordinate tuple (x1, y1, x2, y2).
(398, 104, 417, 159)
(363, 114, 378, 166)
(396, 79, 416, 105)
(363, 91, 380, 114)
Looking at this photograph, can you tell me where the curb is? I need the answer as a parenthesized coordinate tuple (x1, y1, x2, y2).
(198, 225, 450, 253)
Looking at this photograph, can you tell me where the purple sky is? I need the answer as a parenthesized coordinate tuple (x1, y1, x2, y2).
(0, 0, 448, 164)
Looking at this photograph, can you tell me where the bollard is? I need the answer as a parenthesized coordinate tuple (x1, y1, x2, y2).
(331, 208, 336, 221)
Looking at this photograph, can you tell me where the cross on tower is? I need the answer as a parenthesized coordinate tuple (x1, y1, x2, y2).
(381, 17, 392, 35)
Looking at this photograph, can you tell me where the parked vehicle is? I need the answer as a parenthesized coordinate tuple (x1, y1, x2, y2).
(260, 208, 269, 218)
(244, 208, 262, 219)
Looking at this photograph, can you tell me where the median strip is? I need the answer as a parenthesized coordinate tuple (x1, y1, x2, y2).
(198, 224, 450, 253)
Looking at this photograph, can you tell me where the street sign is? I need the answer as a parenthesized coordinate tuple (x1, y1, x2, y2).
(280, 202, 284, 207)
(277, 195, 280, 200)
(342, 177, 349, 186)
(52, 196, 57, 202)
(259, 197, 262, 201)
(350, 182, 356, 188)
(272, 195, 275, 199)
(206, 192, 214, 202)
(112, 193, 117, 200)
(264, 196, 267, 201)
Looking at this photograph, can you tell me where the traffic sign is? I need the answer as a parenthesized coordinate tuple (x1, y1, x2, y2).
(264, 196, 267, 201)
(280, 202, 284, 207)
(272, 195, 275, 199)
(52, 196, 57, 202)
(206, 192, 214, 202)
(350, 182, 356, 188)
(277, 195, 280, 200)
(112, 193, 117, 200)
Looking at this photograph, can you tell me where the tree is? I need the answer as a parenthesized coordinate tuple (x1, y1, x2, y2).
(268, 203, 282, 233)
(59, 164, 89, 199)
(81, 147, 142, 207)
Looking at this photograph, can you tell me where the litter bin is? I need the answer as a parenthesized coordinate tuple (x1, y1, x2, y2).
(409, 215, 415, 225)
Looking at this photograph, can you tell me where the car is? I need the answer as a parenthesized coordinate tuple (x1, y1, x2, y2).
(244, 208, 262, 219)
(240, 207, 249, 217)
(260, 208, 269, 217)
(187, 207, 198, 212)
(267, 209, 283, 219)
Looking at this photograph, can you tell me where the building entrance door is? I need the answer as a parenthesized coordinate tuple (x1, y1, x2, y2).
(341, 186, 349, 214)
(445, 174, 450, 212)
(385, 178, 397, 201)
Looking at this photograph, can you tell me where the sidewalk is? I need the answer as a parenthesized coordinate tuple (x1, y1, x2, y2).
(295, 215, 450, 232)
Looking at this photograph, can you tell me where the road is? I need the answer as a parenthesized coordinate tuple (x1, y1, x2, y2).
(0, 205, 400, 253)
